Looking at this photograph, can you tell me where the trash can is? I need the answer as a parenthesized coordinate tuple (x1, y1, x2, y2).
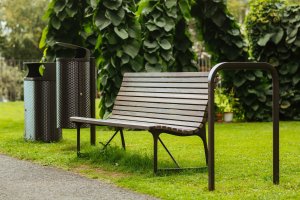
(56, 42, 91, 128)
(24, 62, 62, 142)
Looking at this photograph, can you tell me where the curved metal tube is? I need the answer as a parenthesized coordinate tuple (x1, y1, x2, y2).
(207, 62, 280, 191)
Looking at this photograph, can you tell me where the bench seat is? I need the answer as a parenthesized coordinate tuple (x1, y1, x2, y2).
(70, 116, 202, 135)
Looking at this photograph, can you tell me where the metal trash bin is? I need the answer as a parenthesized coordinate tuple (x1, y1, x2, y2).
(24, 62, 62, 142)
(56, 42, 91, 128)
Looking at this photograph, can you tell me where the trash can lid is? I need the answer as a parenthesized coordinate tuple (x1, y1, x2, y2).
(55, 42, 90, 60)
(24, 62, 56, 81)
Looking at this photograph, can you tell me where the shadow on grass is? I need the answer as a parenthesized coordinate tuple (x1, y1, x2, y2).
(74, 145, 207, 176)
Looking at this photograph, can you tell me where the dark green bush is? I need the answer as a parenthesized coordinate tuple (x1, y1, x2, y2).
(94, 0, 142, 118)
(139, 0, 197, 72)
(246, 0, 300, 120)
(40, 0, 87, 61)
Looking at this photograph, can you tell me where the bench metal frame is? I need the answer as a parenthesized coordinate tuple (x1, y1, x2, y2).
(207, 62, 280, 191)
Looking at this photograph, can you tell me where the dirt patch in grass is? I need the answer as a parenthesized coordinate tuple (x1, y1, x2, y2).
(72, 164, 130, 180)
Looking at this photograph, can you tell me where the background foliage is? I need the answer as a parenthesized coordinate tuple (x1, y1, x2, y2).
(0, 0, 47, 59)
(138, 0, 197, 73)
(246, 0, 300, 120)
(93, 0, 142, 118)
(0, 62, 23, 101)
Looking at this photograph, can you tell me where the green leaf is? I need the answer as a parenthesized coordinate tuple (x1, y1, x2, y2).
(110, 57, 117, 68)
(121, 54, 130, 65)
(144, 40, 158, 49)
(269, 57, 280, 67)
(103, 0, 122, 10)
(54, 1, 66, 13)
(292, 73, 300, 85)
(128, 21, 141, 39)
(245, 73, 256, 81)
(66, 6, 77, 17)
(254, 70, 263, 78)
(57, 10, 67, 21)
(212, 12, 226, 27)
(105, 93, 114, 108)
(166, 7, 177, 18)
(280, 100, 291, 109)
(106, 34, 118, 45)
(258, 95, 266, 102)
(51, 17, 61, 30)
(251, 104, 259, 111)
(144, 53, 158, 64)
(233, 76, 246, 87)
(145, 22, 158, 31)
(164, 17, 175, 32)
(123, 39, 140, 58)
(159, 39, 172, 50)
(271, 28, 284, 44)
(145, 63, 162, 72)
(101, 75, 108, 86)
(39, 27, 49, 49)
(154, 17, 166, 28)
(257, 33, 273, 46)
(294, 39, 300, 47)
(114, 27, 129, 39)
(105, 9, 125, 26)
(165, 0, 177, 9)
(130, 55, 144, 72)
(95, 12, 111, 31)
(227, 29, 240, 36)
(287, 62, 299, 74)
(90, 0, 99, 9)
(178, 0, 191, 21)
(161, 50, 173, 61)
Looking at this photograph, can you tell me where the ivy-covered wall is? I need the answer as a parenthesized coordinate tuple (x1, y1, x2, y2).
(246, 0, 300, 120)
(39, 0, 87, 60)
(94, 0, 142, 118)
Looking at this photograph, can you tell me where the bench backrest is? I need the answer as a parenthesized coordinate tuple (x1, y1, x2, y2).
(110, 72, 209, 129)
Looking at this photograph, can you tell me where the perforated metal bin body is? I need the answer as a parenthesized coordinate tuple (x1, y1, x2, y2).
(56, 43, 92, 129)
(24, 63, 62, 142)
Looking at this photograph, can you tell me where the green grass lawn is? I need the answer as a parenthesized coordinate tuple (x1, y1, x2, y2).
(0, 101, 300, 199)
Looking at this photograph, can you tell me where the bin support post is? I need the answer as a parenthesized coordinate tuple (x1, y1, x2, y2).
(207, 62, 280, 191)
(90, 58, 96, 145)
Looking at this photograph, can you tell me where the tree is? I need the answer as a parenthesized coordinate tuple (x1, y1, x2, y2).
(0, 0, 48, 59)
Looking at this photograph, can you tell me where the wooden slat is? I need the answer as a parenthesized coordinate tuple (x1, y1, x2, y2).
(110, 115, 200, 128)
(124, 72, 209, 77)
(123, 77, 208, 83)
(114, 100, 207, 111)
(70, 117, 199, 133)
(70, 117, 153, 130)
(116, 96, 208, 105)
(117, 92, 208, 100)
(112, 110, 203, 122)
(119, 87, 208, 94)
(121, 82, 208, 88)
(113, 105, 205, 116)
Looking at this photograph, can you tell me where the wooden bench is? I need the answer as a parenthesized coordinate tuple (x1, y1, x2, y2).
(70, 72, 209, 173)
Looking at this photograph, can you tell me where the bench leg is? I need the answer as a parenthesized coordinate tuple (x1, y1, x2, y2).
(152, 133, 159, 174)
(120, 129, 126, 150)
(76, 123, 81, 156)
(200, 129, 209, 165)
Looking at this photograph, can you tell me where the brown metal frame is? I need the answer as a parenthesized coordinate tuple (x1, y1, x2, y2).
(207, 62, 280, 191)
(150, 128, 208, 174)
